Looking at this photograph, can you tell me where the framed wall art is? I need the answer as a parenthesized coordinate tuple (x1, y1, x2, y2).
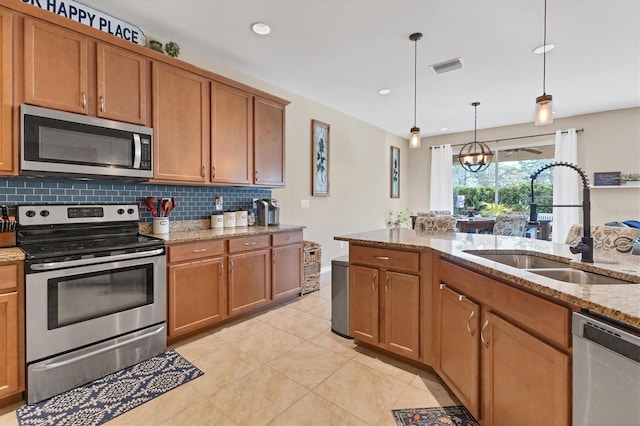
(312, 119, 330, 196)
(390, 146, 400, 198)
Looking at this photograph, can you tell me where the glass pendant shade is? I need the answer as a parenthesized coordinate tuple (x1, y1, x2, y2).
(409, 127, 421, 149)
(535, 94, 553, 125)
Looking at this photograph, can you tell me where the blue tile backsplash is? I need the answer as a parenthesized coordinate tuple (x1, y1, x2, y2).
(0, 178, 271, 222)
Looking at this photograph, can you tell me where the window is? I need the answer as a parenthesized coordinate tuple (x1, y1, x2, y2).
(453, 143, 554, 216)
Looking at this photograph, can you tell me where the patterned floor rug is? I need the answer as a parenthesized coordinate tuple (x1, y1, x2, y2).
(16, 349, 203, 426)
(392, 405, 480, 426)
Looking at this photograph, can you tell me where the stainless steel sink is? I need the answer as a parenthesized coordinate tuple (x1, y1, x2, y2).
(464, 251, 568, 269)
(530, 268, 636, 285)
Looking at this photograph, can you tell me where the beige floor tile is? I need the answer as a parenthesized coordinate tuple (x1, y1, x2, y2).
(309, 330, 357, 358)
(314, 360, 409, 425)
(268, 341, 350, 389)
(289, 293, 328, 312)
(0, 410, 19, 426)
(108, 381, 205, 425)
(234, 326, 304, 363)
(307, 300, 332, 320)
(172, 333, 228, 364)
(268, 392, 368, 426)
(390, 383, 458, 410)
(189, 345, 263, 397)
(255, 304, 303, 327)
(214, 317, 271, 344)
(272, 312, 331, 340)
(409, 369, 448, 391)
(352, 348, 422, 384)
(212, 365, 309, 426)
(160, 398, 237, 426)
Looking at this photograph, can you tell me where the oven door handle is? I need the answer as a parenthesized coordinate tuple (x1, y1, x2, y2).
(30, 248, 165, 271)
(30, 324, 166, 372)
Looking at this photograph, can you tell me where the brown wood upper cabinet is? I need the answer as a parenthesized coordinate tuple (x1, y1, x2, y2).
(152, 62, 209, 183)
(254, 96, 285, 186)
(0, 7, 13, 175)
(22, 18, 148, 125)
(211, 82, 253, 185)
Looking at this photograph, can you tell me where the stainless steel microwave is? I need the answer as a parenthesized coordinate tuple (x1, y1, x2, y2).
(20, 105, 153, 180)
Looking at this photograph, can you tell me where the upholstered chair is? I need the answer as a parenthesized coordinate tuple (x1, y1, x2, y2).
(492, 213, 529, 237)
(565, 224, 640, 254)
(414, 216, 457, 233)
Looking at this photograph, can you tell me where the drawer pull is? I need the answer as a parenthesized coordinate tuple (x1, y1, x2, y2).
(244, 241, 257, 246)
(467, 311, 475, 336)
(458, 294, 465, 302)
(481, 320, 490, 348)
(374, 256, 389, 260)
(439, 283, 446, 290)
(284, 236, 293, 240)
(192, 248, 207, 253)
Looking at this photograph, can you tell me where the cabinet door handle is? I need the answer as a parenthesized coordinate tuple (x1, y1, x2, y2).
(82, 92, 87, 109)
(255, 170, 259, 181)
(192, 248, 207, 253)
(467, 311, 476, 337)
(100, 96, 105, 112)
(385, 276, 389, 294)
(202, 166, 205, 177)
(229, 259, 234, 272)
(480, 320, 490, 348)
(219, 261, 224, 275)
(374, 256, 389, 260)
(372, 274, 377, 291)
(244, 241, 257, 246)
(273, 252, 277, 263)
(212, 166, 216, 178)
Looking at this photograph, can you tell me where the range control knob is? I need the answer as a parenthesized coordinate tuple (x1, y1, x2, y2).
(127, 208, 135, 215)
(25, 210, 36, 217)
(117, 209, 125, 215)
(40, 210, 49, 217)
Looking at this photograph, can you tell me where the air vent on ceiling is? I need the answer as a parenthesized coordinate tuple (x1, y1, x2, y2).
(429, 57, 464, 75)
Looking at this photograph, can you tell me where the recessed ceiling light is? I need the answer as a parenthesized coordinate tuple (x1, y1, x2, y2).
(440, 127, 449, 132)
(533, 44, 554, 54)
(378, 89, 391, 95)
(251, 22, 271, 35)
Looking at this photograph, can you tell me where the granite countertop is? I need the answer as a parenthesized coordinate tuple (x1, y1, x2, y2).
(0, 247, 25, 262)
(335, 228, 640, 329)
(140, 219, 305, 244)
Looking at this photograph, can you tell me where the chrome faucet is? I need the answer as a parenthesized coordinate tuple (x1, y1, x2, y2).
(529, 162, 593, 263)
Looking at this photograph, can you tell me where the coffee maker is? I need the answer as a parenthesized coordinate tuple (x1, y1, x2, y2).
(256, 199, 280, 226)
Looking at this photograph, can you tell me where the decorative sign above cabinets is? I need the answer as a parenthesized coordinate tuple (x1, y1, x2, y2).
(21, 0, 145, 45)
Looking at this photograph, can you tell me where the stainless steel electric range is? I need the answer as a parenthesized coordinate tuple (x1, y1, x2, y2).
(17, 204, 167, 404)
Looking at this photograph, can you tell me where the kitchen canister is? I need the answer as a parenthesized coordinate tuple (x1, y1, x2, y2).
(235, 210, 248, 227)
(210, 213, 224, 229)
(152, 217, 169, 234)
(223, 211, 236, 228)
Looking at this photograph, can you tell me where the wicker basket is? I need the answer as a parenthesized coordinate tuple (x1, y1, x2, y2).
(302, 241, 321, 294)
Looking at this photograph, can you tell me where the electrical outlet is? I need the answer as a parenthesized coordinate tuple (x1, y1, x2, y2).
(300, 199, 309, 208)
(339, 241, 345, 249)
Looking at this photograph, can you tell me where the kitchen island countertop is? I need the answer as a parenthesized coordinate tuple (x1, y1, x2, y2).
(335, 228, 640, 329)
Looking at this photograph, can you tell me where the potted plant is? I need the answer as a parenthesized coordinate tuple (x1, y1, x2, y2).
(164, 41, 180, 58)
(621, 173, 640, 185)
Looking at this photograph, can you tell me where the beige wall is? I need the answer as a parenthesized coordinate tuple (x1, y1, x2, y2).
(408, 107, 640, 228)
(180, 50, 409, 268)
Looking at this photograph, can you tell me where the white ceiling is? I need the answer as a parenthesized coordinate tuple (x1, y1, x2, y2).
(79, 0, 640, 139)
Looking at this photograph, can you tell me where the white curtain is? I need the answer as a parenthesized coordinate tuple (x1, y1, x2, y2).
(552, 129, 579, 243)
(430, 144, 453, 212)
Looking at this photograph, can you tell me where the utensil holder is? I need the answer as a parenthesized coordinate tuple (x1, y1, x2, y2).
(152, 217, 170, 234)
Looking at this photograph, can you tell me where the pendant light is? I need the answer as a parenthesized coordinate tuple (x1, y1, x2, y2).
(457, 102, 494, 172)
(409, 32, 422, 149)
(535, 0, 553, 125)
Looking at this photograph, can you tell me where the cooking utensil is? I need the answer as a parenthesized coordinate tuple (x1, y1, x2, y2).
(159, 198, 168, 217)
(163, 199, 173, 217)
(1, 205, 8, 220)
(145, 197, 157, 217)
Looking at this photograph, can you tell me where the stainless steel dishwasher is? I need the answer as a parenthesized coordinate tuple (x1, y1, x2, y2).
(572, 312, 640, 426)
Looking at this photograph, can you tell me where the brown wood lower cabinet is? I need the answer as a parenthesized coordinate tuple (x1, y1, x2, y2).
(271, 243, 302, 301)
(228, 249, 270, 316)
(0, 262, 24, 405)
(167, 241, 226, 339)
(435, 258, 570, 425)
(349, 245, 421, 360)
